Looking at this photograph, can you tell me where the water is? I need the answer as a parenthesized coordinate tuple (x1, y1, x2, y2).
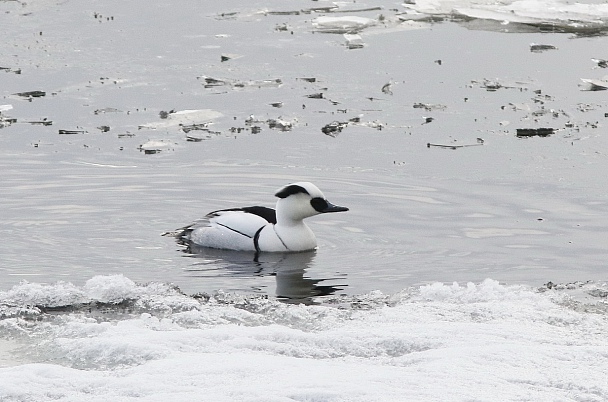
(1, 0, 608, 400)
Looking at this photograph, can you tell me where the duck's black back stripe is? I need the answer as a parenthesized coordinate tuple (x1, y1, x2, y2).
(242, 206, 276, 224)
(209, 206, 276, 224)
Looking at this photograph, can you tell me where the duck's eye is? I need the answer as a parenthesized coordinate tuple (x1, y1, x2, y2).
(310, 197, 328, 212)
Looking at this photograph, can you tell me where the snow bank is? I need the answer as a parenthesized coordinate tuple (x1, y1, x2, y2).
(1, 276, 607, 401)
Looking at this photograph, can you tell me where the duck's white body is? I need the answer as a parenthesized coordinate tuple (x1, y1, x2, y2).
(177, 182, 348, 252)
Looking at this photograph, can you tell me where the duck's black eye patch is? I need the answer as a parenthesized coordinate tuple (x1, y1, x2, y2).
(275, 184, 309, 199)
(310, 197, 328, 212)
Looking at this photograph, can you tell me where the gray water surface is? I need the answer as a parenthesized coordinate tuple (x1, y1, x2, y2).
(1, 0, 607, 300)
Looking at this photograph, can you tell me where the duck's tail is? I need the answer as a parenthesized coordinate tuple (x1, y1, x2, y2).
(161, 225, 193, 245)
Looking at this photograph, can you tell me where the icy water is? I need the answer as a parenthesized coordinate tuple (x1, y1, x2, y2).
(1, 0, 608, 400)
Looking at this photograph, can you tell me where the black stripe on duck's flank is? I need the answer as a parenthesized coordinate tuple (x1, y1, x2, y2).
(216, 222, 253, 238)
(253, 226, 264, 253)
(208, 206, 277, 224)
(275, 184, 309, 199)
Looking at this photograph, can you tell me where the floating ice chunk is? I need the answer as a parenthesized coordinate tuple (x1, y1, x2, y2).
(397, 9, 433, 21)
(313, 16, 377, 33)
(343, 33, 364, 49)
(268, 118, 295, 131)
(140, 109, 223, 130)
(453, 7, 542, 25)
(322, 121, 348, 137)
(220, 53, 242, 62)
(516, 128, 555, 137)
(530, 43, 557, 52)
(0, 105, 14, 128)
(199, 76, 282, 90)
(471, 78, 529, 91)
(507, 102, 530, 111)
(591, 58, 608, 68)
(138, 140, 175, 154)
(580, 78, 608, 91)
(413, 102, 447, 111)
(382, 82, 393, 95)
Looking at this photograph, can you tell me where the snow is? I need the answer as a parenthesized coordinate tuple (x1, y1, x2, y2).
(408, 0, 608, 28)
(1, 276, 607, 401)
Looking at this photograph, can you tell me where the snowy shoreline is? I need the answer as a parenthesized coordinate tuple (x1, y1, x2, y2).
(1, 275, 607, 400)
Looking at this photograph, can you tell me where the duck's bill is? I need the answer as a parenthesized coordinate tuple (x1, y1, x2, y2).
(321, 201, 349, 213)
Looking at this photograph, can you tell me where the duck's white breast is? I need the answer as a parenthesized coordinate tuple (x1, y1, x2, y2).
(257, 223, 317, 252)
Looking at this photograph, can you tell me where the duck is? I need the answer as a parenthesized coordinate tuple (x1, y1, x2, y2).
(172, 182, 348, 252)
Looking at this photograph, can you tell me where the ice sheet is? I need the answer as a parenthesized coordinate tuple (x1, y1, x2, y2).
(407, 0, 608, 32)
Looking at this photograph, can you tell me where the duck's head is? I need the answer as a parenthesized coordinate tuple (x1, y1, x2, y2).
(274, 182, 349, 223)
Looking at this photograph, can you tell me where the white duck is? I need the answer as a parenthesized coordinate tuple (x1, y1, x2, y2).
(175, 182, 348, 252)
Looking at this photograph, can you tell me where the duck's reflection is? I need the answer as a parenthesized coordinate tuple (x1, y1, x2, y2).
(183, 244, 345, 304)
